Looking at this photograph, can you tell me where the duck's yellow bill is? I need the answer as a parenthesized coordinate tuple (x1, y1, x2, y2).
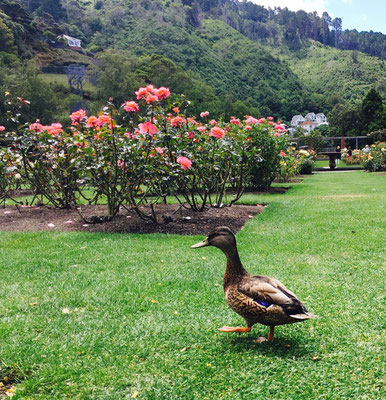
(191, 237, 209, 248)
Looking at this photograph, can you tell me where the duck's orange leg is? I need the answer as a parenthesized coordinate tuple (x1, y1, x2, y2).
(218, 326, 251, 333)
(254, 325, 275, 343)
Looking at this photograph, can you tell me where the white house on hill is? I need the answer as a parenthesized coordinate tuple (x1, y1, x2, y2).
(316, 113, 327, 124)
(291, 115, 305, 127)
(291, 112, 328, 134)
(59, 35, 82, 50)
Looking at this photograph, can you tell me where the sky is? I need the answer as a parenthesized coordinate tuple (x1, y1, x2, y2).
(250, 0, 385, 33)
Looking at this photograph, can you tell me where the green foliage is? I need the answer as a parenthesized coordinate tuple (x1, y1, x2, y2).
(0, 59, 78, 126)
(298, 158, 314, 174)
(1, 86, 291, 217)
(275, 43, 386, 114)
(367, 128, 386, 143)
(362, 142, 386, 171)
(1, 0, 385, 126)
(328, 101, 364, 137)
(362, 88, 385, 134)
(245, 120, 288, 189)
(0, 15, 16, 53)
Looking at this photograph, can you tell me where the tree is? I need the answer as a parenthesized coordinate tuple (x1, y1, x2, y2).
(186, 1, 202, 27)
(30, 0, 66, 20)
(362, 88, 383, 130)
(328, 102, 363, 136)
(0, 16, 16, 53)
(332, 17, 342, 48)
(321, 12, 332, 45)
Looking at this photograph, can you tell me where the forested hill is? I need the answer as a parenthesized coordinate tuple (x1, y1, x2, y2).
(0, 0, 385, 126)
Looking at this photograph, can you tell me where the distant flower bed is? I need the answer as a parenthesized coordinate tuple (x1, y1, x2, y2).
(340, 145, 385, 171)
(0, 87, 298, 221)
(276, 148, 315, 181)
(362, 142, 386, 172)
(341, 148, 362, 165)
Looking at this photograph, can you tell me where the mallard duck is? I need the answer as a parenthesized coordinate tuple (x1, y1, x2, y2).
(191, 226, 317, 342)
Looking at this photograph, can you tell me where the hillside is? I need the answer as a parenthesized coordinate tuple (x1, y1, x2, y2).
(266, 41, 386, 108)
(0, 0, 385, 126)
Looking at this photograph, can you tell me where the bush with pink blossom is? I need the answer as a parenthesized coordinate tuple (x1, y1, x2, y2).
(0, 87, 291, 220)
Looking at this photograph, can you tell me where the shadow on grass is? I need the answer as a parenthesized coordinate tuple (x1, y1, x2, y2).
(221, 334, 318, 358)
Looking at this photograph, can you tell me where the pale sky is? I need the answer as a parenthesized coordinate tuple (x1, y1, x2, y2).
(250, 0, 385, 33)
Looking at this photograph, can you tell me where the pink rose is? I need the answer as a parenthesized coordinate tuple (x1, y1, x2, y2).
(122, 101, 139, 112)
(70, 109, 86, 124)
(138, 121, 157, 136)
(210, 126, 225, 139)
(177, 156, 192, 170)
(245, 116, 258, 125)
(155, 87, 170, 100)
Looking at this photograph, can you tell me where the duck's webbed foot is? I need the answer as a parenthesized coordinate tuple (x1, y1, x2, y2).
(218, 326, 251, 333)
(254, 326, 275, 343)
(254, 336, 269, 343)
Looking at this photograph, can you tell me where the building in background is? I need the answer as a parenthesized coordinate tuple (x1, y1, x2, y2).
(291, 112, 328, 134)
(58, 35, 82, 50)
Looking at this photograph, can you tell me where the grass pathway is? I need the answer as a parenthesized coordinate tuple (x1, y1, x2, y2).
(0, 171, 385, 399)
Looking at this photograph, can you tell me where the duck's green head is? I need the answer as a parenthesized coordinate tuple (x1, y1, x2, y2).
(191, 226, 236, 250)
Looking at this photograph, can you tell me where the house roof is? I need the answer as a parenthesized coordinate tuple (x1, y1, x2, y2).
(300, 121, 318, 125)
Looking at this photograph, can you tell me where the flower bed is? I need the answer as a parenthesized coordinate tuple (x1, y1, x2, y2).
(1, 87, 295, 221)
(362, 142, 386, 172)
(341, 148, 363, 165)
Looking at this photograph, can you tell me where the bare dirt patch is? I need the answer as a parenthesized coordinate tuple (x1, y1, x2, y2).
(1, 186, 293, 235)
(0, 203, 266, 235)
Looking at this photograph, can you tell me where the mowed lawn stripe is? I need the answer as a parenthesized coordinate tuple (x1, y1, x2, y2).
(0, 171, 384, 399)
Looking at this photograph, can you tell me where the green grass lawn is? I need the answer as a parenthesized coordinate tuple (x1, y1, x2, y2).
(1, 171, 385, 399)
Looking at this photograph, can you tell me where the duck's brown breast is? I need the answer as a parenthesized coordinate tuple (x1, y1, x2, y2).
(225, 286, 267, 320)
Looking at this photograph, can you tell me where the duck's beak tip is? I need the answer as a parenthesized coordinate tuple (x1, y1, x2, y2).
(191, 238, 209, 248)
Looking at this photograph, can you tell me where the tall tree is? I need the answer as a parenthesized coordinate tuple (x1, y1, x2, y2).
(322, 11, 332, 45)
(362, 88, 384, 131)
(332, 17, 342, 48)
(0, 16, 16, 53)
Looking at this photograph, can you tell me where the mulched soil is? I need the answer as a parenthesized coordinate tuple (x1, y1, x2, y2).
(0, 186, 290, 235)
(0, 204, 265, 235)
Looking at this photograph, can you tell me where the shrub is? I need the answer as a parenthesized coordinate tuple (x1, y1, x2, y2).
(362, 142, 386, 172)
(298, 158, 314, 174)
(245, 117, 288, 189)
(6, 123, 83, 209)
(0, 146, 22, 202)
(276, 147, 299, 182)
(342, 148, 362, 165)
(0, 87, 290, 220)
(298, 149, 315, 174)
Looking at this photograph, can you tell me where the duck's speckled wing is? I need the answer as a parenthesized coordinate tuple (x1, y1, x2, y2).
(238, 275, 309, 316)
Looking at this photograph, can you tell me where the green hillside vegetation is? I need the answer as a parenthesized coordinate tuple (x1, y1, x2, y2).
(276, 42, 386, 108)
(99, 16, 307, 118)
(0, 0, 385, 129)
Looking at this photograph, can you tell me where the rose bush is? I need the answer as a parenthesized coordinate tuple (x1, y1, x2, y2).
(362, 142, 386, 172)
(342, 148, 362, 165)
(6, 122, 83, 209)
(0, 146, 22, 202)
(0, 87, 291, 220)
